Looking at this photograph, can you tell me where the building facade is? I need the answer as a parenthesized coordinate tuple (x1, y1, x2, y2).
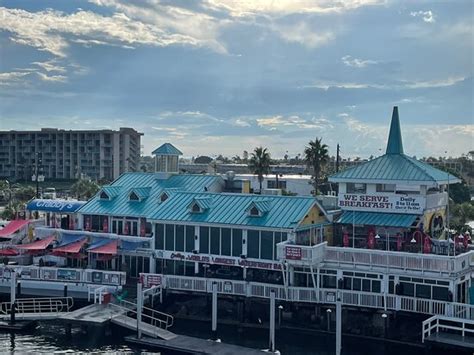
(0, 127, 142, 181)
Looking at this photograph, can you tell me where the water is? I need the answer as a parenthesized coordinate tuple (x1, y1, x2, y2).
(0, 320, 452, 355)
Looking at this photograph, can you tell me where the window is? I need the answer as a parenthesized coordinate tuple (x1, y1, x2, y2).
(260, 231, 273, 260)
(433, 286, 449, 301)
(129, 191, 139, 201)
(416, 284, 431, 299)
(346, 183, 366, 194)
(185, 226, 194, 252)
(160, 192, 168, 202)
(247, 230, 260, 258)
(267, 180, 287, 189)
(191, 203, 201, 213)
(376, 184, 395, 192)
(210, 227, 220, 254)
(100, 191, 109, 200)
(249, 206, 260, 217)
(165, 224, 175, 251)
(175, 225, 185, 252)
(232, 229, 243, 257)
(155, 224, 164, 250)
(199, 227, 209, 253)
(221, 228, 231, 256)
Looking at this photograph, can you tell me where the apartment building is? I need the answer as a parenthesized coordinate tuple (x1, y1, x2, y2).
(0, 127, 142, 182)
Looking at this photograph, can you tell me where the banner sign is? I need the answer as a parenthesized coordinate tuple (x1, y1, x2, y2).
(338, 194, 425, 214)
(155, 250, 283, 271)
(27, 199, 86, 213)
(285, 246, 302, 260)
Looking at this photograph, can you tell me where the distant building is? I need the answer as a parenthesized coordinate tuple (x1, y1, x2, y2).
(0, 127, 142, 181)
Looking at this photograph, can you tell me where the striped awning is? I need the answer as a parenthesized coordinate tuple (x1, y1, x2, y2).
(337, 211, 419, 228)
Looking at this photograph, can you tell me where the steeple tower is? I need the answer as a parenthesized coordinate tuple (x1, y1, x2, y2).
(385, 106, 404, 155)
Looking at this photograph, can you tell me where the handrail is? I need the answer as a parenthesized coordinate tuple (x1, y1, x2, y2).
(114, 298, 174, 328)
(108, 302, 173, 331)
(422, 315, 474, 342)
(0, 297, 74, 315)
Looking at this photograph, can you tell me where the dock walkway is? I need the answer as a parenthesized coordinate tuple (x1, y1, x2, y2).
(59, 304, 126, 325)
(424, 333, 474, 350)
(125, 335, 266, 354)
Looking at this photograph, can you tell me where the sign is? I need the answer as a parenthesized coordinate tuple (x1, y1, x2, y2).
(223, 281, 233, 293)
(144, 274, 162, 288)
(158, 251, 283, 271)
(103, 272, 120, 285)
(26, 199, 86, 213)
(92, 271, 103, 283)
(57, 269, 78, 281)
(338, 194, 425, 214)
(285, 246, 302, 260)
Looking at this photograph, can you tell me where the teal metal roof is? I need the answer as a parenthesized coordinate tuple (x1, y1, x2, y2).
(330, 107, 460, 185)
(79, 173, 223, 217)
(152, 143, 183, 156)
(151, 192, 317, 229)
(251, 199, 272, 214)
(189, 197, 214, 211)
(337, 211, 419, 228)
(131, 187, 152, 200)
(101, 186, 121, 199)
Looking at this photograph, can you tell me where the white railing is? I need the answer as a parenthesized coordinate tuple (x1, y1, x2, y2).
(324, 247, 473, 274)
(0, 297, 73, 314)
(276, 241, 327, 264)
(151, 274, 474, 321)
(89, 285, 109, 304)
(422, 315, 474, 343)
(113, 298, 174, 329)
(0, 265, 126, 286)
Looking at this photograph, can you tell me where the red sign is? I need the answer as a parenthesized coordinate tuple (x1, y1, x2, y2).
(144, 274, 162, 288)
(285, 246, 302, 260)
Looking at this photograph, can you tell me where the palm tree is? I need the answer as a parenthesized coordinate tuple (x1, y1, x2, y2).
(248, 147, 271, 193)
(304, 138, 329, 195)
(71, 179, 100, 200)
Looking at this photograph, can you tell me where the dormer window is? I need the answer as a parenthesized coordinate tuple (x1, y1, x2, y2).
(249, 206, 260, 217)
(160, 192, 169, 202)
(100, 191, 110, 200)
(191, 203, 202, 213)
(129, 191, 140, 201)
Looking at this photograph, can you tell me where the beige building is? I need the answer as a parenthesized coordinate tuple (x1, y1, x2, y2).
(0, 127, 142, 181)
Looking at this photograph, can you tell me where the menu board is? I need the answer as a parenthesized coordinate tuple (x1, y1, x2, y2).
(57, 269, 78, 281)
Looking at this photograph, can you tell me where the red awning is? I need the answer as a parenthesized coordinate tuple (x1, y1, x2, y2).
(0, 248, 19, 256)
(52, 238, 87, 254)
(0, 220, 29, 238)
(88, 239, 118, 255)
(16, 235, 55, 251)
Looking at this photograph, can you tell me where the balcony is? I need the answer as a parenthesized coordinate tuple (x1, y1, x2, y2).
(276, 241, 327, 265)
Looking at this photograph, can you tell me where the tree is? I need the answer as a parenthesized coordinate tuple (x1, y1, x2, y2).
(14, 186, 36, 202)
(71, 179, 100, 200)
(194, 156, 213, 164)
(304, 138, 329, 195)
(451, 202, 474, 231)
(248, 147, 271, 193)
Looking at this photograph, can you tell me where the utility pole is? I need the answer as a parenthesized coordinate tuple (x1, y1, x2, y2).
(336, 144, 340, 173)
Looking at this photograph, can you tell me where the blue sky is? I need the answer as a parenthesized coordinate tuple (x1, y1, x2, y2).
(0, 0, 472, 159)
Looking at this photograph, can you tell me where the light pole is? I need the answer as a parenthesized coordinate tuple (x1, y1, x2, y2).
(326, 308, 332, 331)
(278, 305, 283, 328)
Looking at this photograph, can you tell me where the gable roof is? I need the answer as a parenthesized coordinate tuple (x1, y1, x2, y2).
(130, 187, 152, 200)
(329, 107, 460, 185)
(100, 186, 121, 199)
(150, 192, 318, 229)
(152, 143, 183, 156)
(79, 173, 223, 217)
(248, 199, 272, 214)
(189, 196, 213, 211)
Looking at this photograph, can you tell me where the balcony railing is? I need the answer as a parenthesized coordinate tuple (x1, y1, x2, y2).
(425, 192, 448, 209)
(276, 241, 327, 265)
(324, 246, 473, 274)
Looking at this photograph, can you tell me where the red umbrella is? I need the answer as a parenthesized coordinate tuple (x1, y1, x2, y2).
(343, 232, 350, 247)
(367, 228, 375, 249)
(396, 233, 402, 251)
(140, 219, 146, 237)
(423, 235, 431, 254)
(123, 222, 129, 235)
(102, 217, 109, 233)
(69, 216, 74, 230)
(85, 217, 91, 231)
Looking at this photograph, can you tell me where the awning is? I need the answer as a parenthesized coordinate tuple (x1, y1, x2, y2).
(16, 235, 55, 251)
(26, 199, 86, 213)
(57, 233, 86, 247)
(0, 248, 19, 256)
(337, 211, 419, 228)
(0, 220, 30, 238)
(121, 240, 145, 251)
(87, 240, 118, 255)
(53, 238, 87, 254)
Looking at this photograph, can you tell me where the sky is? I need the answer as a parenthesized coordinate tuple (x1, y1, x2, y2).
(0, 0, 473, 159)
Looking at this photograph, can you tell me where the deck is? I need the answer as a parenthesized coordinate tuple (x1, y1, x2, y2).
(125, 334, 266, 354)
(424, 332, 474, 350)
(59, 304, 126, 325)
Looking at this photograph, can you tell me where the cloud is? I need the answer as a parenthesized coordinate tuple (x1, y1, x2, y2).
(0, 71, 32, 86)
(0, 7, 214, 58)
(410, 10, 435, 23)
(341, 55, 378, 68)
(36, 72, 67, 82)
(272, 22, 335, 48)
(203, 0, 386, 17)
(402, 77, 466, 89)
(31, 60, 66, 73)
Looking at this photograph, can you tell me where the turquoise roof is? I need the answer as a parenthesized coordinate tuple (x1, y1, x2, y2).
(150, 192, 317, 229)
(189, 197, 213, 211)
(131, 187, 152, 200)
(101, 186, 121, 199)
(250, 199, 272, 214)
(79, 173, 223, 217)
(337, 211, 419, 228)
(330, 107, 460, 185)
(152, 143, 183, 156)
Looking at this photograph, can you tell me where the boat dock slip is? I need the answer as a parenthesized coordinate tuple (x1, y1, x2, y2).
(111, 315, 177, 340)
(424, 332, 474, 351)
(59, 303, 126, 325)
(125, 335, 266, 354)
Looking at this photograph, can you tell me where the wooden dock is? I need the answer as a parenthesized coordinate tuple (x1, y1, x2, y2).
(125, 334, 266, 354)
(424, 332, 474, 351)
(111, 314, 177, 340)
(59, 303, 126, 325)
